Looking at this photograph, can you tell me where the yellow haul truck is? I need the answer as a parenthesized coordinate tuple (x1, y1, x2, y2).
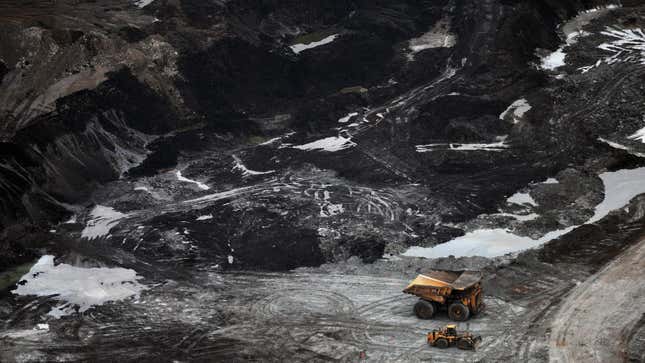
(403, 270, 483, 321)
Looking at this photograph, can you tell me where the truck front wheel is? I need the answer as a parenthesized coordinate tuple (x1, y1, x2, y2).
(435, 338, 449, 348)
(448, 302, 470, 321)
(414, 299, 435, 319)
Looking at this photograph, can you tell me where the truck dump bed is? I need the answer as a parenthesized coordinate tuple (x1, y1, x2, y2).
(404, 270, 484, 319)
(404, 270, 482, 292)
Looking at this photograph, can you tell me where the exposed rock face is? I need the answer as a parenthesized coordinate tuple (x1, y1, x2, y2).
(2, 0, 645, 361)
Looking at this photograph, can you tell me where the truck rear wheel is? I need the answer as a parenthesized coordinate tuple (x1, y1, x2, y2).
(448, 302, 470, 321)
(435, 338, 449, 349)
(414, 299, 435, 319)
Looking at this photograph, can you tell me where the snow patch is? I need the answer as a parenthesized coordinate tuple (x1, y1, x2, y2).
(416, 136, 509, 153)
(290, 34, 339, 54)
(589, 167, 645, 223)
(629, 124, 645, 143)
(598, 137, 645, 158)
(293, 136, 356, 152)
(566, 30, 591, 44)
(404, 167, 645, 258)
(259, 132, 296, 146)
(232, 155, 275, 177)
(409, 33, 456, 51)
(176, 170, 210, 190)
(404, 227, 574, 258)
(499, 98, 532, 123)
(13, 255, 147, 317)
(580, 4, 621, 14)
(544, 178, 559, 184)
(549, 4, 620, 74)
(338, 112, 358, 124)
(81, 205, 129, 240)
(540, 48, 567, 70)
(407, 19, 456, 60)
(134, 0, 155, 8)
(581, 26, 645, 72)
(63, 215, 77, 224)
(185, 185, 258, 204)
(196, 214, 213, 221)
(507, 192, 538, 206)
(598, 27, 645, 65)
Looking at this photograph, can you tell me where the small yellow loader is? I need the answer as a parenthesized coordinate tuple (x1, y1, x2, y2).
(427, 324, 482, 350)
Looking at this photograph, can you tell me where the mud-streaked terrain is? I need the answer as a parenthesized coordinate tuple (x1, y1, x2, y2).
(2, 1, 645, 362)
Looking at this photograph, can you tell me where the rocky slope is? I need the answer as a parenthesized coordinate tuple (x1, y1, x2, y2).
(1, 0, 645, 361)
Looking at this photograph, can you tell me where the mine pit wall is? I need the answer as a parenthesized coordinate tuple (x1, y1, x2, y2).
(0, 0, 638, 272)
(540, 193, 645, 268)
(0, 68, 180, 228)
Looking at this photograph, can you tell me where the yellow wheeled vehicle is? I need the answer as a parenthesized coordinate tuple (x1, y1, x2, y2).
(428, 324, 482, 350)
(403, 270, 483, 321)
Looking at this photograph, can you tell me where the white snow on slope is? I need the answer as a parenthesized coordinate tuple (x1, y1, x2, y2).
(134, 0, 155, 8)
(589, 167, 645, 223)
(581, 26, 645, 72)
(507, 192, 538, 206)
(598, 27, 645, 65)
(404, 227, 575, 259)
(416, 136, 508, 152)
(338, 112, 358, 123)
(580, 4, 621, 14)
(184, 185, 258, 204)
(290, 34, 339, 54)
(408, 30, 456, 52)
(293, 136, 356, 152)
(176, 170, 210, 190)
(629, 124, 645, 143)
(259, 132, 296, 146)
(81, 205, 129, 240)
(541, 48, 567, 70)
(13, 255, 147, 317)
(196, 214, 213, 221)
(544, 178, 559, 184)
(404, 167, 645, 258)
(232, 155, 275, 177)
(407, 19, 456, 60)
(598, 137, 645, 158)
(500, 99, 532, 123)
(542, 4, 620, 72)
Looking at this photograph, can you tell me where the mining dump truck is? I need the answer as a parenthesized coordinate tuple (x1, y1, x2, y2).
(427, 324, 482, 350)
(403, 270, 483, 321)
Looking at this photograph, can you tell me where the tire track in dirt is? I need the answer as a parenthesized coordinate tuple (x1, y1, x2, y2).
(549, 237, 645, 363)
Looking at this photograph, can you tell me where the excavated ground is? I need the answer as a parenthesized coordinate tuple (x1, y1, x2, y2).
(2, 1, 645, 362)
